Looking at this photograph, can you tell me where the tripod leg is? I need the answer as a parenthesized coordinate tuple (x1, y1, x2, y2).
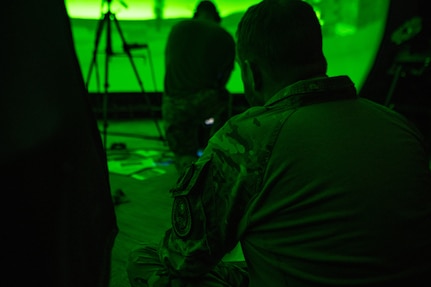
(101, 12, 114, 151)
(86, 15, 108, 91)
(146, 48, 158, 91)
(144, 48, 165, 141)
(385, 64, 403, 108)
(112, 15, 165, 141)
(101, 78, 109, 150)
(100, 47, 110, 150)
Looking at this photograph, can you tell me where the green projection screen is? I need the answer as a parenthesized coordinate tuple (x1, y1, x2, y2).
(66, 0, 389, 93)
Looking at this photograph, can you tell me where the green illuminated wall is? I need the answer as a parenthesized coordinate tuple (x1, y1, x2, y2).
(66, 0, 264, 20)
(67, 0, 389, 93)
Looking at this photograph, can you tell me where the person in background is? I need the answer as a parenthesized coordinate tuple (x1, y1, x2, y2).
(1, 1, 117, 286)
(162, 0, 236, 174)
(127, 0, 431, 286)
(154, 0, 165, 31)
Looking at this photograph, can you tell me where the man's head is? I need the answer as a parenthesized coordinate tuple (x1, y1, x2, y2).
(193, 1, 221, 24)
(236, 0, 327, 106)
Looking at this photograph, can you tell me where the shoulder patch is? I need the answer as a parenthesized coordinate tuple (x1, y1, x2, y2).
(172, 196, 192, 238)
(170, 163, 195, 195)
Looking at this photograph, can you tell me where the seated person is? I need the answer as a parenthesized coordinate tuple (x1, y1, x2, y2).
(128, 1, 431, 286)
(162, 1, 236, 174)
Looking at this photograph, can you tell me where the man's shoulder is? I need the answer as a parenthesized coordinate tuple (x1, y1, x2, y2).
(204, 105, 293, 174)
(210, 106, 293, 149)
(172, 19, 232, 38)
(228, 105, 294, 129)
(170, 19, 195, 31)
(173, 19, 215, 29)
(227, 106, 268, 127)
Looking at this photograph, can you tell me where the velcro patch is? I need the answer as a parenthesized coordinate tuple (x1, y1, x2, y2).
(172, 196, 192, 238)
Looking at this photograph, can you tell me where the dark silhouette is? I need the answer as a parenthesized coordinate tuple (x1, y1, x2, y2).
(161, 0, 236, 174)
(2, 2, 118, 286)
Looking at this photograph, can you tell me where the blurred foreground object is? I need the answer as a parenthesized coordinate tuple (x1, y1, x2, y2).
(1, 1, 118, 286)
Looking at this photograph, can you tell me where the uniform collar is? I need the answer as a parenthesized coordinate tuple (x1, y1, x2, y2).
(265, 75, 357, 108)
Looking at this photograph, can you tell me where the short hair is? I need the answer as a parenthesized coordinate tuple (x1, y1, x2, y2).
(236, 0, 327, 80)
(194, 1, 221, 24)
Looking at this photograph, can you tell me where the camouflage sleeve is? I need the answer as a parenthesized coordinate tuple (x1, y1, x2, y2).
(158, 118, 263, 278)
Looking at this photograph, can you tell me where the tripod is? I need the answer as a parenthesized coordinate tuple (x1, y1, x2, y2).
(86, 0, 164, 150)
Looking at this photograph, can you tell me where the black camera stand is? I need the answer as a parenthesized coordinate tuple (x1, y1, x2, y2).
(85, 0, 164, 150)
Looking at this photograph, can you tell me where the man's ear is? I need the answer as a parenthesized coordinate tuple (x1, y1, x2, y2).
(245, 60, 262, 92)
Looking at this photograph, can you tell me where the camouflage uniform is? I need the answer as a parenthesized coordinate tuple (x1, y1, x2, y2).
(128, 76, 431, 286)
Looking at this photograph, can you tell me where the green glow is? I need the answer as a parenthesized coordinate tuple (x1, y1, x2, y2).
(65, 0, 262, 20)
(69, 0, 389, 93)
